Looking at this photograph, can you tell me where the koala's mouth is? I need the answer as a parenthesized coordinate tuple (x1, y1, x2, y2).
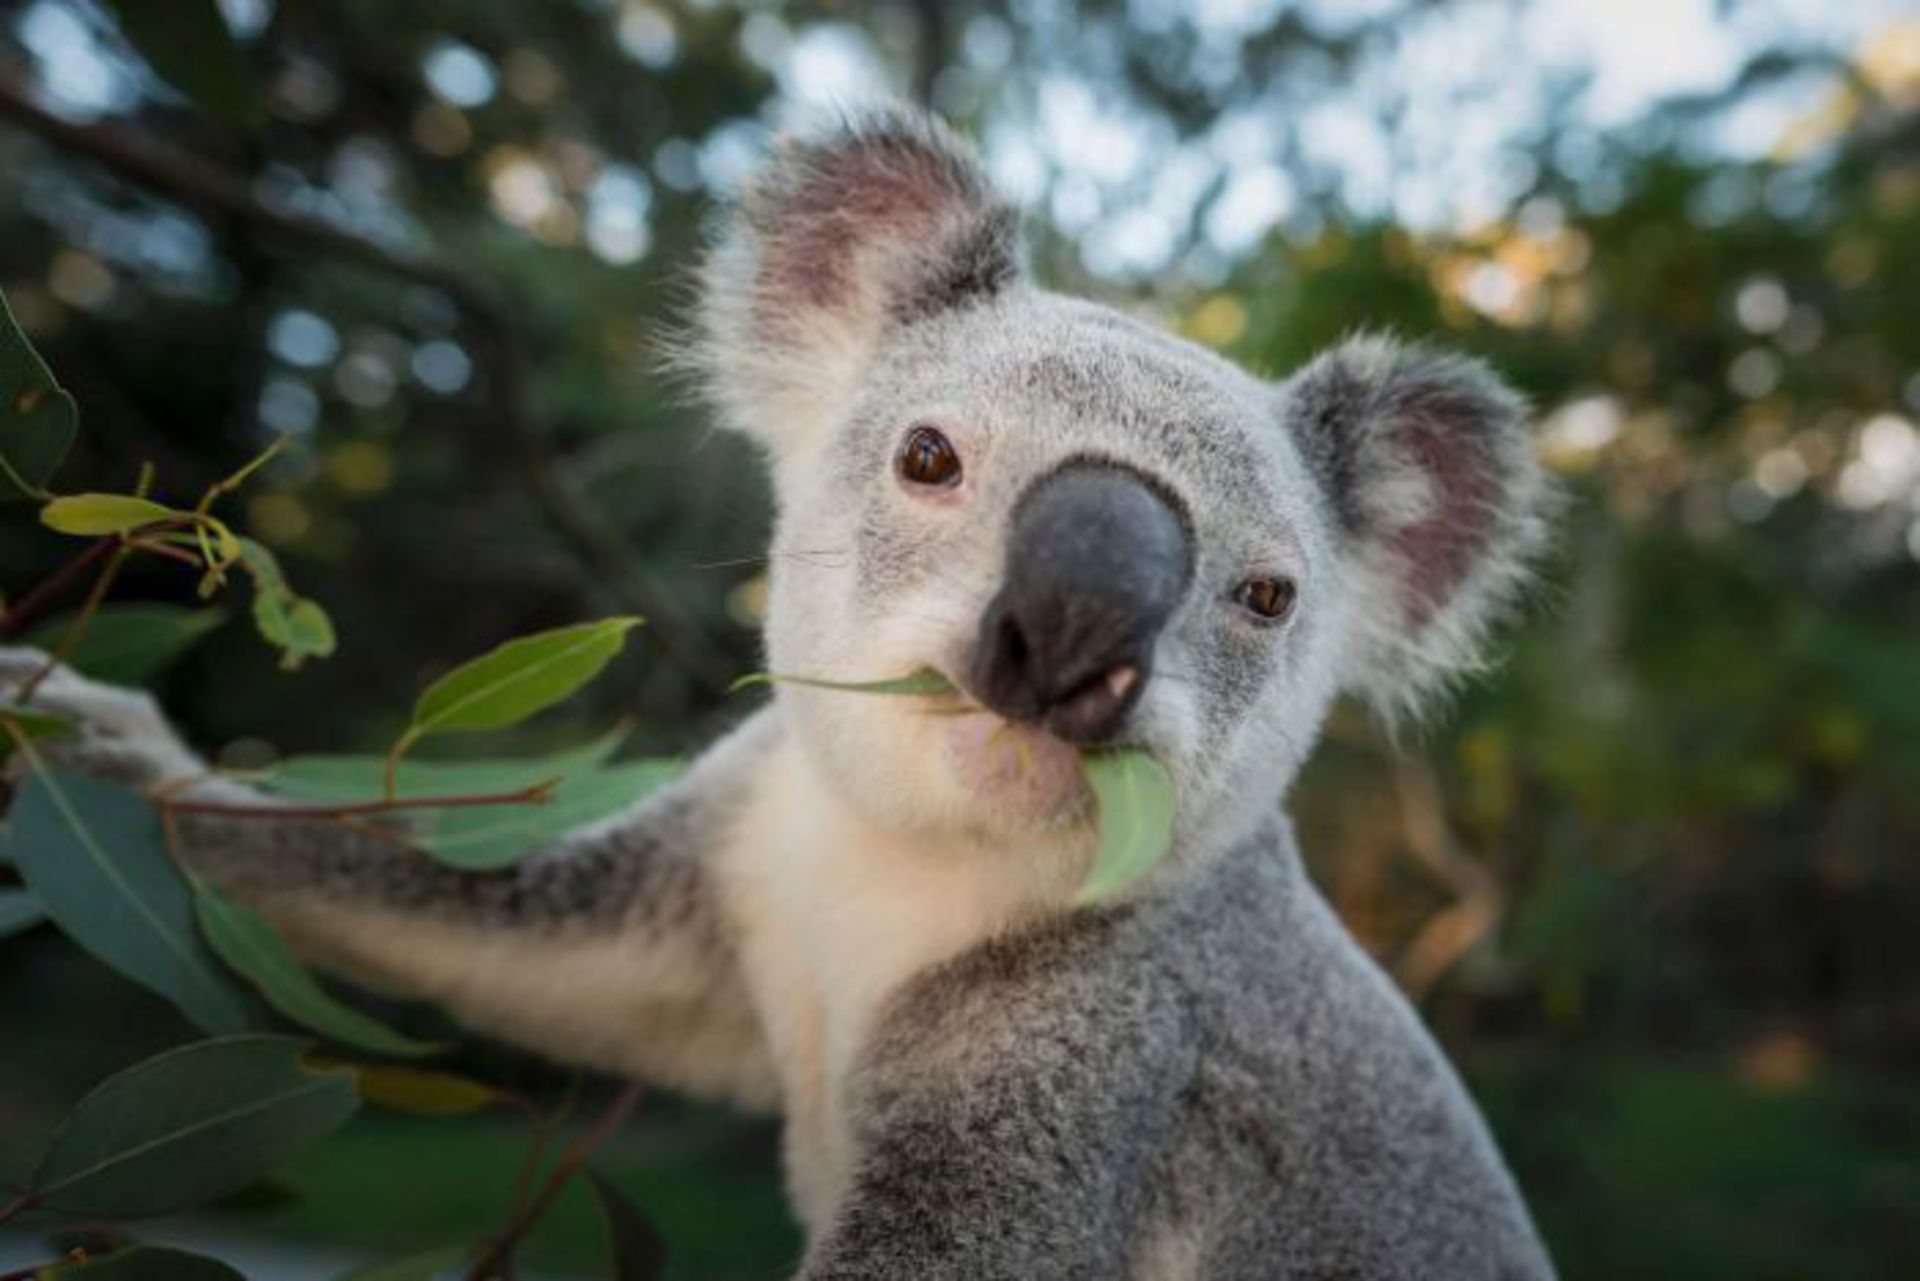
(937, 701, 1089, 810)
(937, 661, 1137, 729)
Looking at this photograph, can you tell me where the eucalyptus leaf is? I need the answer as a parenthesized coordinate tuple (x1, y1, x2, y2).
(423, 757, 679, 870)
(731, 667, 960, 697)
(265, 728, 630, 804)
(347, 1065, 498, 1117)
(0, 285, 76, 500)
(29, 1034, 358, 1217)
(0, 887, 47, 938)
(265, 733, 672, 870)
(99, 0, 262, 125)
(193, 878, 440, 1058)
(45, 1245, 246, 1280)
(40, 494, 186, 536)
(589, 1169, 669, 1281)
(334, 1244, 470, 1281)
(236, 539, 335, 670)
(24, 604, 227, 684)
(406, 617, 643, 741)
(3, 768, 256, 1033)
(1076, 749, 1178, 904)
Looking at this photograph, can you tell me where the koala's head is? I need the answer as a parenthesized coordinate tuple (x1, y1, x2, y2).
(692, 109, 1546, 852)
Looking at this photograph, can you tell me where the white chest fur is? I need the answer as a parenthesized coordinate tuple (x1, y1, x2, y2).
(715, 735, 1081, 1234)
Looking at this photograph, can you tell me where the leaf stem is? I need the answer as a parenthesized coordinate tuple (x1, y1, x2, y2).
(197, 435, 291, 516)
(124, 535, 205, 568)
(505, 1077, 577, 1234)
(0, 537, 114, 637)
(383, 728, 422, 805)
(158, 779, 559, 823)
(466, 1081, 643, 1281)
(16, 541, 131, 703)
(0, 450, 53, 503)
(0, 1188, 42, 1226)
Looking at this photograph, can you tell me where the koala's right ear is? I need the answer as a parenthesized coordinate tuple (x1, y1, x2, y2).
(689, 108, 1024, 458)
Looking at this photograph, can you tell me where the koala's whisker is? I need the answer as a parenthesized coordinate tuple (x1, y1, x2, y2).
(689, 547, 855, 572)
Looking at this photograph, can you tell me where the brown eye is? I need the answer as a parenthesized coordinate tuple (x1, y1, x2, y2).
(1236, 576, 1297, 622)
(897, 425, 962, 488)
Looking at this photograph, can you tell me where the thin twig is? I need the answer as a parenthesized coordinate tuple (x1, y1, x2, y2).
(1392, 756, 1505, 1001)
(505, 1073, 581, 1236)
(16, 542, 130, 702)
(124, 536, 204, 567)
(467, 1081, 643, 1281)
(0, 537, 114, 637)
(0, 1189, 42, 1226)
(158, 779, 559, 822)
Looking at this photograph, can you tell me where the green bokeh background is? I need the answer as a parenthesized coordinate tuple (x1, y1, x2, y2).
(3, 2, 1917, 1277)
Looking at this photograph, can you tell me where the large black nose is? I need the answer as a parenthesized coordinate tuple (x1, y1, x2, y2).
(968, 463, 1191, 743)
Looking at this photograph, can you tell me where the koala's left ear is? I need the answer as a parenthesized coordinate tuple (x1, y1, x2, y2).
(1282, 335, 1550, 715)
(690, 108, 1023, 456)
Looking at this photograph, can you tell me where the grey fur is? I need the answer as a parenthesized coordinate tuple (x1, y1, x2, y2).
(1, 107, 1557, 1279)
(815, 822, 1549, 1280)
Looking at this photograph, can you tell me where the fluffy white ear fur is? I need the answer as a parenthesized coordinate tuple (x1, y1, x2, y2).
(688, 108, 1022, 460)
(1283, 334, 1551, 719)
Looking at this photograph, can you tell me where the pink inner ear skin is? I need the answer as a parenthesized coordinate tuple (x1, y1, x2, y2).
(756, 143, 964, 323)
(1389, 417, 1502, 630)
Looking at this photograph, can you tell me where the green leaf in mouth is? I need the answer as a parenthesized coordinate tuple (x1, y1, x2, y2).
(1077, 748, 1178, 904)
(730, 666, 962, 698)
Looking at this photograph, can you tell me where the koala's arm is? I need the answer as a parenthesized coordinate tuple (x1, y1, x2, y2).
(0, 649, 781, 1109)
(801, 918, 1195, 1281)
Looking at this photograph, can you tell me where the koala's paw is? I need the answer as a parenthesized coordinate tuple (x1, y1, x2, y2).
(0, 647, 196, 787)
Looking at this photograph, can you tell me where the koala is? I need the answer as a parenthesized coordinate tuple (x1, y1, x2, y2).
(1, 109, 1556, 1279)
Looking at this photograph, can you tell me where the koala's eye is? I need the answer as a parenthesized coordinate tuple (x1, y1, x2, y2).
(1236, 576, 1298, 622)
(897, 425, 962, 488)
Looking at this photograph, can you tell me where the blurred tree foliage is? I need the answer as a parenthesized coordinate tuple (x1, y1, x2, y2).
(1233, 61, 1920, 1076)
(1, 1, 1916, 1277)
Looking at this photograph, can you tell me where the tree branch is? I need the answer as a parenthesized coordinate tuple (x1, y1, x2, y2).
(0, 75, 729, 687)
(1392, 755, 1505, 1002)
(467, 1080, 643, 1281)
(0, 537, 114, 637)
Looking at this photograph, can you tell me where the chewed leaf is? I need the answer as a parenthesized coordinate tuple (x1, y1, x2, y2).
(282, 600, 338, 666)
(41, 493, 187, 536)
(193, 878, 440, 1058)
(237, 538, 335, 669)
(1076, 748, 1177, 904)
(732, 667, 961, 697)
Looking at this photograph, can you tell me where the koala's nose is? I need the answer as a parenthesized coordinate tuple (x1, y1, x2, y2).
(968, 463, 1191, 744)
